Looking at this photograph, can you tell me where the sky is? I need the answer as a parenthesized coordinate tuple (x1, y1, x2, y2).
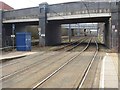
(1, 0, 118, 9)
(0, 0, 80, 9)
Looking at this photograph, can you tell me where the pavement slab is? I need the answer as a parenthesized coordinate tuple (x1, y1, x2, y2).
(100, 53, 118, 88)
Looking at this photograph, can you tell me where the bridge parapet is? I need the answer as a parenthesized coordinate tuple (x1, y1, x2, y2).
(3, 7, 39, 20)
(47, 9, 111, 17)
(47, 2, 113, 18)
(2, 2, 116, 22)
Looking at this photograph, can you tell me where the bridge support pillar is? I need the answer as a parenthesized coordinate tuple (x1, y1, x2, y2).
(104, 19, 112, 49)
(118, 1, 120, 53)
(71, 29, 74, 36)
(111, 3, 119, 52)
(2, 24, 12, 48)
(39, 3, 48, 46)
(0, 11, 2, 48)
(46, 22, 61, 45)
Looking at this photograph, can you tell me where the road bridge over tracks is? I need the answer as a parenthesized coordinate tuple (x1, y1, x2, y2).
(0, 1, 120, 52)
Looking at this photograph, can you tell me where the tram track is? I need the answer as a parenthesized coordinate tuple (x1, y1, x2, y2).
(1, 38, 87, 83)
(1, 37, 85, 69)
(77, 38, 99, 89)
(52, 38, 86, 51)
(2, 37, 101, 89)
(31, 38, 92, 89)
(30, 38, 99, 89)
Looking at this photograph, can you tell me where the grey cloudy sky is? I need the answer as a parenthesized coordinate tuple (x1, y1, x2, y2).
(1, 0, 81, 9)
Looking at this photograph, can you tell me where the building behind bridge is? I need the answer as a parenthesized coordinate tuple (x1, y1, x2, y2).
(0, 1, 14, 11)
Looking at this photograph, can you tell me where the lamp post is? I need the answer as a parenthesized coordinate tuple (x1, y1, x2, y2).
(12, 24, 15, 50)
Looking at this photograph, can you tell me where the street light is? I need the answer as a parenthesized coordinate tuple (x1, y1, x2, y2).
(11, 24, 15, 50)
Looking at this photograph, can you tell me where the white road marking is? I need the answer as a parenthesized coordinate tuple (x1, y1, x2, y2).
(99, 53, 107, 88)
(106, 53, 108, 55)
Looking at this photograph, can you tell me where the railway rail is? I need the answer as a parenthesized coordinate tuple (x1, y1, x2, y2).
(1, 37, 85, 69)
(1, 38, 87, 82)
(51, 37, 86, 51)
(29, 38, 99, 89)
(1, 37, 101, 89)
(77, 38, 99, 89)
(31, 38, 93, 89)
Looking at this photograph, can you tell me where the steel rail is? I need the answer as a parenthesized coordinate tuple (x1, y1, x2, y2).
(54, 38, 86, 51)
(66, 38, 88, 51)
(31, 38, 91, 90)
(1, 38, 87, 81)
(77, 38, 99, 90)
(0, 38, 85, 69)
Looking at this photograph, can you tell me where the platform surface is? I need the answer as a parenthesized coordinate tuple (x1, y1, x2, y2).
(100, 53, 118, 88)
(0, 51, 37, 60)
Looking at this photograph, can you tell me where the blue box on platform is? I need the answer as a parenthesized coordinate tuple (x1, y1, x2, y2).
(16, 32, 31, 51)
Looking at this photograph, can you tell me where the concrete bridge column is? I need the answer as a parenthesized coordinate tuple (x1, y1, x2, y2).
(0, 11, 2, 48)
(118, 1, 120, 53)
(46, 22, 61, 45)
(39, 3, 48, 46)
(104, 20, 112, 48)
(71, 29, 74, 36)
(111, 3, 119, 51)
(2, 24, 12, 47)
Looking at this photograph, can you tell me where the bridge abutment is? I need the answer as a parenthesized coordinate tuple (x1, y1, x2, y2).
(2, 24, 13, 48)
(46, 22, 61, 45)
(39, 3, 62, 46)
(0, 11, 2, 48)
(1, 2, 119, 52)
(111, 3, 119, 52)
(118, 1, 120, 53)
(39, 3, 48, 46)
(104, 19, 112, 49)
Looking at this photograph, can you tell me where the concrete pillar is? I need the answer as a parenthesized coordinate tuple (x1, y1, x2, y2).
(71, 29, 74, 36)
(39, 2, 48, 46)
(111, 3, 119, 51)
(118, 1, 120, 53)
(118, 2, 120, 86)
(104, 20, 111, 48)
(2, 24, 13, 47)
(98, 23, 104, 43)
(46, 22, 61, 45)
(0, 11, 2, 48)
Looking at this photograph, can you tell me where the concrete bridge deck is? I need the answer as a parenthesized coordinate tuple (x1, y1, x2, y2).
(2, 13, 111, 23)
(0, 1, 120, 52)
